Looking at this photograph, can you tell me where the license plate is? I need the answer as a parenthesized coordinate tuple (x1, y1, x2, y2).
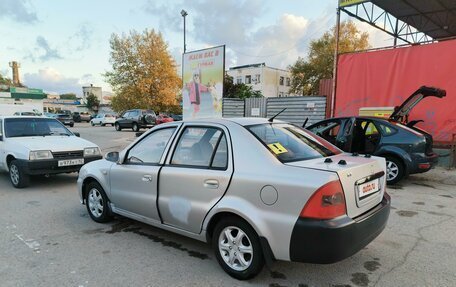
(358, 178, 380, 199)
(58, 158, 84, 167)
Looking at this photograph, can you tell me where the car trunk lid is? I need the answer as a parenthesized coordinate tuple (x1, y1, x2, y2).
(286, 154, 387, 218)
(389, 86, 446, 122)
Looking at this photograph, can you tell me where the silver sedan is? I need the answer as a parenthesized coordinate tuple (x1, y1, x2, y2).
(77, 118, 390, 280)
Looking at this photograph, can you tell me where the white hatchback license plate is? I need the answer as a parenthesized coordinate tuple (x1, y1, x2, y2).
(58, 158, 84, 167)
(358, 178, 380, 199)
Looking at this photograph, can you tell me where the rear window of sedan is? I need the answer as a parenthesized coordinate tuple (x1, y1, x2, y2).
(247, 123, 341, 163)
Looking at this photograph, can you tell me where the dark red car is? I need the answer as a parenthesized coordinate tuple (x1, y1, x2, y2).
(155, 114, 174, 125)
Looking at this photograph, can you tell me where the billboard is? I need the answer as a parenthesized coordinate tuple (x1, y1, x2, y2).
(339, 0, 367, 7)
(182, 45, 225, 120)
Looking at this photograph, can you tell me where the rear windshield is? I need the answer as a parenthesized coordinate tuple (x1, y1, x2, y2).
(142, 110, 155, 115)
(5, 118, 72, 138)
(247, 123, 341, 162)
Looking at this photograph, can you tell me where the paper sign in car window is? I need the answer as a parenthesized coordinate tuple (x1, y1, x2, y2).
(267, 143, 288, 154)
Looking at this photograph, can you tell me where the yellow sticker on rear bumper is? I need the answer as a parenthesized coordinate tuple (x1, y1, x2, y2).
(268, 143, 288, 154)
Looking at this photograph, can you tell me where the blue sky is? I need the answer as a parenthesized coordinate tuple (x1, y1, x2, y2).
(0, 0, 390, 95)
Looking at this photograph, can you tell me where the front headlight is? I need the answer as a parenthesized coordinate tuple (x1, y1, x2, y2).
(29, 150, 53, 160)
(84, 147, 101, 157)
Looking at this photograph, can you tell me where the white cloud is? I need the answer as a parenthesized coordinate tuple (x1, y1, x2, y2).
(355, 21, 395, 49)
(23, 67, 82, 95)
(0, 0, 37, 24)
(229, 9, 335, 69)
(68, 23, 94, 52)
(143, 1, 336, 70)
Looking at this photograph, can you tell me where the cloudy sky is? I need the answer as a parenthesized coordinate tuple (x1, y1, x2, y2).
(0, 0, 392, 95)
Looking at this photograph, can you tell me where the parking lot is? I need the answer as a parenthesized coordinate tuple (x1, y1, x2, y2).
(0, 122, 455, 287)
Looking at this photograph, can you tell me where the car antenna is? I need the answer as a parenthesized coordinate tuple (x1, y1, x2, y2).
(268, 108, 287, 123)
(302, 117, 308, 128)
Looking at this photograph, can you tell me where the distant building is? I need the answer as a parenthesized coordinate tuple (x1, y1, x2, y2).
(82, 84, 102, 105)
(226, 63, 295, 98)
(0, 87, 47, 116)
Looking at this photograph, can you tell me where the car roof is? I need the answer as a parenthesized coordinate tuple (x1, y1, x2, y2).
(0, 116, 49, 119)
(317, 116, 391, 122)
(167, 117, 285, 127)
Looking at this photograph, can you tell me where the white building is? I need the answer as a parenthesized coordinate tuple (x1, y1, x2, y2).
(82, 84, 102, 105)
(226, 63, 295, 98)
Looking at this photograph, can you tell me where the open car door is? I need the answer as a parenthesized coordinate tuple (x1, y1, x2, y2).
(389, 86, 446, 123)
(337, 117, 356, 152)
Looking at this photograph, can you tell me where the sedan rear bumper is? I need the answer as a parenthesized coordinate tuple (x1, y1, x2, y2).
(289, 193, 390, 264)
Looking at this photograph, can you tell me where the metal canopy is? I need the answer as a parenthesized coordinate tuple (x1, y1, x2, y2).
(340, 0, 456, 44)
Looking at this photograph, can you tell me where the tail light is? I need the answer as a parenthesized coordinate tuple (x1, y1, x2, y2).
(300, 180, 347, 220)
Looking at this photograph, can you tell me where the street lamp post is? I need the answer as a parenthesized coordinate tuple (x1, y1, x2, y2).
(181, 9, 188, 53)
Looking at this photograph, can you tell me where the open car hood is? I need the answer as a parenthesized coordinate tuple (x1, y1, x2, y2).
(389, 86, 446, 122)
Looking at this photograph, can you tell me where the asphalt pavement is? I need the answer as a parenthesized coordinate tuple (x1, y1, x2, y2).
(0, 123, 455, 287)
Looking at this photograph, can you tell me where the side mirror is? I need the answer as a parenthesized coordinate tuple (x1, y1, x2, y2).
(105, 151, 120, 163)
(73, 132, 80, 137)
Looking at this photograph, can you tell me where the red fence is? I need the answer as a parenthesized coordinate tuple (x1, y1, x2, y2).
(335, 39, 456, 143)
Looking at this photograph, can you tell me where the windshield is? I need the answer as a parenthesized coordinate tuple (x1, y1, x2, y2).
(5, 118, 73, 138)
(247, 123, 341, 162)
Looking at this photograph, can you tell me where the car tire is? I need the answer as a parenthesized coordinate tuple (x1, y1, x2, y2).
(69, 123, 74, 127)
(132, 123, 140, 132)
(91, 122, 95, 126)
(212, 217, 264, 280)
(115, 123, 122, 131)
(85, 181, 112, 223)
(9, 160, 30, 188)
(385, 156, 404, 185)
(111, 124, 114, 127)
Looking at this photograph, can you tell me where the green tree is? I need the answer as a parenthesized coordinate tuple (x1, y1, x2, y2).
(86, 93, 100, 111)
(0, 74, 13, 86)
(59, 93, 77, 100)
(289, 20, 370, 95)
(224, 74, 263, 99)
(105, 29, 181, 113)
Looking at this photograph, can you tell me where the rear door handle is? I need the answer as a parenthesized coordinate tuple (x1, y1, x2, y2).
(142, 175, 153, 182)
(204, 179, 219, 189)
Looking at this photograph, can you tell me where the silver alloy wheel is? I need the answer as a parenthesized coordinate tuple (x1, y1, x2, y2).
(10, 164, 19, 186)
(218, 226, 253, 271)
(386, 160, 399, 181)
(88, 188, 104, 218)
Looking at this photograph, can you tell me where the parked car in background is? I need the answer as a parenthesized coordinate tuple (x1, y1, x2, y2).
(307, 86, 445, 184)
(72, 112, 81, 122)
(90, 114, 116, 126)
(78, 117, 390, 279)
(114, 109, 156, 132)
(73, 112, 92, 123)
(0, 116, 102, 188)
(44, 112, 57, 118)
(80, 112, 92, 122)
(170, 114, 183, 121)
(55, 114, 75, 127)
(13, 111, 40, 116)
(155, 114, 174, 125)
